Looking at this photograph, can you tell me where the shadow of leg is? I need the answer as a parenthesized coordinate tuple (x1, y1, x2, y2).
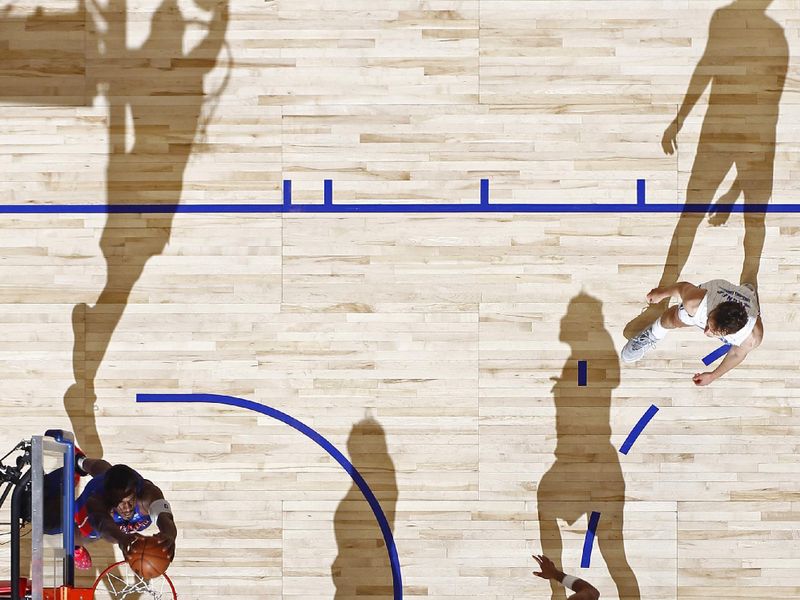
(597, 509, 641, 600)
(537, 492, 568, 600)
(707, 178, 741, 227)
(65, 303, 103, 458)
(623, 210, 705, 339)
(741, 212, 766, 288)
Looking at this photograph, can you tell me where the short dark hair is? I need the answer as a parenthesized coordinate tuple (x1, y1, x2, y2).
(103, 465, 142, 506)
(710, 301, 748, 334)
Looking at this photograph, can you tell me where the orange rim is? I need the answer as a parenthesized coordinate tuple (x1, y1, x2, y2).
(91, 560, 177, 599)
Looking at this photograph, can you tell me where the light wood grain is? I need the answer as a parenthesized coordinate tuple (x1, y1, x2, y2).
(1, 1, 799, 599)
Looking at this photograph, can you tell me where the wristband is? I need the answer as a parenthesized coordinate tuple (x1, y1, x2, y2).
(561, 575, 578, 590)
(149, 498, 173, 522)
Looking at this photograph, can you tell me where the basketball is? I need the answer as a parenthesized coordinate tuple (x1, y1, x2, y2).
(126, 536, 171, 579)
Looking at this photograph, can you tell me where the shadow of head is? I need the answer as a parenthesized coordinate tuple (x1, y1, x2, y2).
(557, 293, 619, 389)
(346, 418, 395, 478)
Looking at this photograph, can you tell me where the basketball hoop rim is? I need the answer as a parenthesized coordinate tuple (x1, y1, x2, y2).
(91, 560, 177, 599)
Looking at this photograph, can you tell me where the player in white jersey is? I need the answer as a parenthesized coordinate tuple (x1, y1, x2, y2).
(621, 279, 763, 386)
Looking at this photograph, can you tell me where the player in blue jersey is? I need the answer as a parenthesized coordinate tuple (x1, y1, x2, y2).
(45, 453, 176, 570)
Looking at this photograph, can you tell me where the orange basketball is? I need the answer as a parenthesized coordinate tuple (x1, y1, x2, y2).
(126, 536, 171, 579)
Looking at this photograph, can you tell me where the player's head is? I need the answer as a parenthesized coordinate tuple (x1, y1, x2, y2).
(705, 301, 748, 337)
(103, 464, 143, 519)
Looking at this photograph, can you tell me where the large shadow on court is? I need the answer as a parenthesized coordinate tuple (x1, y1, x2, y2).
(332, 417, 398, 600)
(64, 0, 230, 458)
(625, 0, 787, 338)
(0, 3, 86, 105)
(1, 0, 228, 585)
(538, 294, 640, 600)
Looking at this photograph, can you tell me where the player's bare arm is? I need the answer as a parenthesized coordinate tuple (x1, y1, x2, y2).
(646, 282, 705, 313)
(140, 480, 177, 559)
(532, 554, 600, 600)
(694, 316, 763, 386)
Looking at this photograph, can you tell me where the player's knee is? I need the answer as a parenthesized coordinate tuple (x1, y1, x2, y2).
(660, 306, 680, 328)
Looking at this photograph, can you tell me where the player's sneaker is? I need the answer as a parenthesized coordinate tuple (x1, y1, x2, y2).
(621, 324, 660, 363)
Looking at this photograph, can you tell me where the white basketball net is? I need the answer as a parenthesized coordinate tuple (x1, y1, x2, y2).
(98, 561, 175, 600)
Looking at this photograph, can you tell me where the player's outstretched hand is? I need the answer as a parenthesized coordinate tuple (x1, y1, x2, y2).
(532, 554, 559, 581)
(120, 533, 145, 560)
(646, 287, 666, 304)
(662, 119, 679, 155)
(692, 372, 715, 386)
(154, 531, 176, 561)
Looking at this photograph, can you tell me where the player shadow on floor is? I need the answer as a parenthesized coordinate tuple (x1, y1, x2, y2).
(62, 0, 231, 458)
(624, 0, 787, 339)
(0, 4, 86, 105)
(332, 416, 398, 600)
(538, 294, 640, 600)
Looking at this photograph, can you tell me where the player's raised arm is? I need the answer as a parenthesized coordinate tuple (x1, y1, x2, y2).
(141, 480, 177, 559)
(532, 554, 600, 600)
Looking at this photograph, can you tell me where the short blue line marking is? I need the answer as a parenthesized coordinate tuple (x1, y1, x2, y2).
(702, 343, 731, 366)
(480, 179, 489, 205)
(637, 179, 646, 206)
(324, 179, 333, 205)
(136, 393, 403, 600)
(283, 180, 292, 207)
(619, 404, 659, 455)
(1, 202, 797, 214)
(577, 360, 587, 386)
(581, 511, 601, 568)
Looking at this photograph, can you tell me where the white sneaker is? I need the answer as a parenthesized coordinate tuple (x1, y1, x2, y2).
(621, 324, 660, 363)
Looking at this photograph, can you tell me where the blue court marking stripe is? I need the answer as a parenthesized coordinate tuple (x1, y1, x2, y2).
(702, 343, 731, 366)
(136, 393, 403, 600)
(619, 404, 659, 455)
(283, 180, 292, 206)
(0, 202, 796, 214)
(3, 177, 800, 213)
(637, 179, 646, 206)
(577, 360, 587, 386)
(580, 511, 601, 568)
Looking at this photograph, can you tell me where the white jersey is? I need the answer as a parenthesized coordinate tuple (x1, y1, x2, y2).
(679, 279, 760, 346)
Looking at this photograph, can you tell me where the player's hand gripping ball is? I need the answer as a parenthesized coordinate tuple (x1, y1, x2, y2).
(126, 535, 172, 579)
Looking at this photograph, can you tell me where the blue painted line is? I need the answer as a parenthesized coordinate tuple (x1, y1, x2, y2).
(0, 202, 797, 214)
(136, 393, 403, 600)
(577, 360, 587, 386)
(480, 179, 489, 205)
(283, 180, 292, 206)
(637, 179, 646, 206)
(619, 404, 659, 455)
(702, 343, 731, 366)
(324, 179, 333, 205)
(581, 511, 601, 568)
